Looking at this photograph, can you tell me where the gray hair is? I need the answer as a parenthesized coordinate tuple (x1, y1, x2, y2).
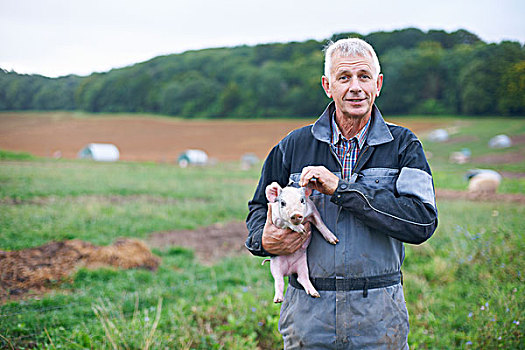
(323, 38, 381, 80)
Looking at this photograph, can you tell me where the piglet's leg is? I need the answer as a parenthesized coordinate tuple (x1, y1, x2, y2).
(291, 223, 306, 234)
(307, 202, 339, 244)
(296, 255, 320, 298)
(270, 259, 285, 303)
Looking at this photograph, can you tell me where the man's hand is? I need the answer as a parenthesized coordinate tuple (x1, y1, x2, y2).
(299, 166, 340, 195)
(262, 204, 310, 255)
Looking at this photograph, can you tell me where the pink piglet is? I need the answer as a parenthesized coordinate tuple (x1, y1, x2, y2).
(263, 181, 338, 303)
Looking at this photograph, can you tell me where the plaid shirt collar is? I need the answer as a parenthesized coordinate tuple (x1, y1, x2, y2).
(330, 112, 371, 180)
(330, 112, 371, 149)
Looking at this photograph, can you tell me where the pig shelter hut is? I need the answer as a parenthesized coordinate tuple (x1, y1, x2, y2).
(77, 143, 120, 162)
(177, 149, 208, 167)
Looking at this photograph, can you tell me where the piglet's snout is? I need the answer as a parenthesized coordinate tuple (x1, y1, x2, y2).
(290, 213, 304, 225)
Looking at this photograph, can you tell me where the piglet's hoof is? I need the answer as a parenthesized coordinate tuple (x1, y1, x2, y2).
(274, 297, 284, 303)
(305, 290, 320, 298)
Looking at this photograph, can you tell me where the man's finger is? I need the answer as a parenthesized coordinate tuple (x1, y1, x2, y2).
(299, 167, 315, 187)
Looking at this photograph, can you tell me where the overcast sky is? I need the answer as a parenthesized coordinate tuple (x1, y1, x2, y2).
(1, 0, 524, 78)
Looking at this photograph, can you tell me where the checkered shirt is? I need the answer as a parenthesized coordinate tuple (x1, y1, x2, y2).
(330, 113, 370, 181)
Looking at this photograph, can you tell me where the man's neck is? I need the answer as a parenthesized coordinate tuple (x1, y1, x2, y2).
(334, 112, 371, 140)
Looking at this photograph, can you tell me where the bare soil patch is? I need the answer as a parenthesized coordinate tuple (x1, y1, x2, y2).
(501, 171, 525, 179)
(0, 112, 443, 162)
(436, 189, 525, 204)
(147, 221, 250, 265)
(511, 134, 525, 145)
(0, 239, 160, 303)
(445, 135, 479, 144)
(472, 151, 525, 164)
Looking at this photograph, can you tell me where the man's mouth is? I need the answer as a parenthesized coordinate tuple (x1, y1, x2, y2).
(346, 97, 366, 102)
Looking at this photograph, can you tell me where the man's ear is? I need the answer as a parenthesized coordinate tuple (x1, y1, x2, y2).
(321, 76, 332, 98)
(376, 74, 384, 97)
(265, 182, 282, 202)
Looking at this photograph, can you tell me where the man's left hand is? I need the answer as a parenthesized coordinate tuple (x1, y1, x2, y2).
(299, 166, 339, 195)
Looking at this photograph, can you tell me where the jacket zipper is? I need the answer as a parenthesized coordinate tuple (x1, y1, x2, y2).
(352, 145, 369, 175)
(329, 145, 344, 174)
(328, 145, 344, 239)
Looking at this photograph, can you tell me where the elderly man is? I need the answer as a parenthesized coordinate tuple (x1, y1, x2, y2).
(245, 38, 438, 349)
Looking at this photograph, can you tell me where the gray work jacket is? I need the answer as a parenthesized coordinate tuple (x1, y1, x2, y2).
(246, 102, 438, 349)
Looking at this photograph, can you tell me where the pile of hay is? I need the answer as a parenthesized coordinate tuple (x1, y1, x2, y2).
(0, 238, 160, 302)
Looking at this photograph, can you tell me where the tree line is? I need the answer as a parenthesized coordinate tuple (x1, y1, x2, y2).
(1, 28, 523, 117)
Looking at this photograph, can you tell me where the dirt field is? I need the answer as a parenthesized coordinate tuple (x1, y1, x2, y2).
(0, 112, 442, 162)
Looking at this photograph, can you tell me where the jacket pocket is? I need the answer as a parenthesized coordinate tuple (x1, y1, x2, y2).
(357, 167, 399, 192)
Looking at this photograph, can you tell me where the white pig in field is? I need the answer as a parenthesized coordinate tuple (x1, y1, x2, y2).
(466, 169, 502, 194)
(263, 182, 338, 303)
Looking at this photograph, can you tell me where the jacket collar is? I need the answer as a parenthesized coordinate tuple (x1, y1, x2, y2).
(311, 102, 393, 146)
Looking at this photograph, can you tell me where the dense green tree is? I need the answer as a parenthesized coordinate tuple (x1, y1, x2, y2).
(498, 60, 525, 114)
(159, 71, 220, 117)
(217, 82, 242, 117)
(459, 59, 495, 114)
(0, 29, 523, 117)
(458, 41, 525, 115)
(75, 74, 107, 112)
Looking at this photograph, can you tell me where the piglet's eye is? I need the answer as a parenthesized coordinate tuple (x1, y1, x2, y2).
(280, 200, 286, 207)
(300, 198, 305, 204)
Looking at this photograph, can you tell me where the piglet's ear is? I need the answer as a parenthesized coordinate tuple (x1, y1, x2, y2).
(303, 186, 312, 198)
(265, 182, 282, 202)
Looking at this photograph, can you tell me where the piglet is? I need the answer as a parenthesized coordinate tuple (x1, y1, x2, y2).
(263, 182, 338, 303)
(467, 169, 502, 194)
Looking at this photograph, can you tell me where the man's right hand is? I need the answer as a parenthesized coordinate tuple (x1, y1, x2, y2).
(262, 204, 310, 255)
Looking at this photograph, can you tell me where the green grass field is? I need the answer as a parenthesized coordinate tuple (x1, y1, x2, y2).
(0, 116, 524, 349)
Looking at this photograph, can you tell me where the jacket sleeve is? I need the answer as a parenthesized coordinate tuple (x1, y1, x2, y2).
(330, 139, 438, 244)
(245, 143, 290, 256)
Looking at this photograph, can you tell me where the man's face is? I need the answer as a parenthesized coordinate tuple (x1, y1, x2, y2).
(322, 54, 383, 121)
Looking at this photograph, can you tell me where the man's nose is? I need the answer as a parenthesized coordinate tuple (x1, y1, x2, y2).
(349, 78, 362, 93)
